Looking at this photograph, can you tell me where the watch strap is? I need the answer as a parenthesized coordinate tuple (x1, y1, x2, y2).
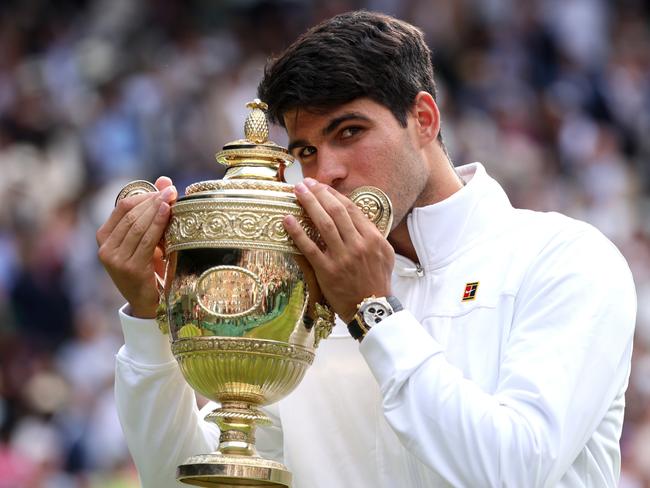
(385, 295, 404, 313)
(347, 314, 368, 341)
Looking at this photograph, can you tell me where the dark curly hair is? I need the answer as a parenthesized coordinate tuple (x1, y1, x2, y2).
(258, 10, 443, 144)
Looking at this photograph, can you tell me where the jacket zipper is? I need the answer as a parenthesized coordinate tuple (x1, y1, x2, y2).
(406, 212, 425, 278)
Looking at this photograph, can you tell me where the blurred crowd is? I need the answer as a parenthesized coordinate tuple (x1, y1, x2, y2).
(0, 0, 648, 486)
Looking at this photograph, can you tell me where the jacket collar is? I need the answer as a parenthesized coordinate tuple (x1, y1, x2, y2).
(394, 163, 513, 275)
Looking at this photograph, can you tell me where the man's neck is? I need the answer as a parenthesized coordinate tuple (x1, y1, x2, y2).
(388, 219, 419, 263)
(387, 156, 465, 264)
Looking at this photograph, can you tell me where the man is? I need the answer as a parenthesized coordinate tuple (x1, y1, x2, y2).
(97, 11, 636, 487)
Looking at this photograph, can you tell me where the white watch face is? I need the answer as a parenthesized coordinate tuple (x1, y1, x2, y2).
(361, 301, 391, 326)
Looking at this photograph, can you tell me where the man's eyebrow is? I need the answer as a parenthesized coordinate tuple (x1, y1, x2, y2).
(288, 139, 308, 154)
(287, 112, 370, 153)
(322, 112, 370, 136)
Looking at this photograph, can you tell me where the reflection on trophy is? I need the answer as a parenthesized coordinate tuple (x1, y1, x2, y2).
(116, 99, 392, 487)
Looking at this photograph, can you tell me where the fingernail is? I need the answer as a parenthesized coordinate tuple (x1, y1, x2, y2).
(161, 186, 176, 201)
(304, 178, 318, 188)
(284, 215, 296, 227)
(156, 176, 172, 186)
(295, 183, 308, 194)
(159, 202, 169, 215)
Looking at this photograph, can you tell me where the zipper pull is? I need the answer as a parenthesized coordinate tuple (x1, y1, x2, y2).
(415, 263, 424, 277)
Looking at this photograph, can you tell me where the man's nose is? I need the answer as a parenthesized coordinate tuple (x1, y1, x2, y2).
(313, 150, 347, 188)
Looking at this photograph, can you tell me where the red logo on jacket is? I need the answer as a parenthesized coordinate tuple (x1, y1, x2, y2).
(462, 282, 479, 301)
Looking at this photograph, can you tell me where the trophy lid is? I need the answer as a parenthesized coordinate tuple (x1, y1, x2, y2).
(184, 99, 295, 196)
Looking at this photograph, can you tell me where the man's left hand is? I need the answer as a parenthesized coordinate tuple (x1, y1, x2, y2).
(283, 178, 395, 322)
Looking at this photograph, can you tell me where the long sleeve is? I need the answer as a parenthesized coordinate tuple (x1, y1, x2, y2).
(360, 227, 636, 487)
(114, 307, 220, 488)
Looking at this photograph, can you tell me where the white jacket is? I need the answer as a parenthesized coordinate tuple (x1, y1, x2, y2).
(115, 163, 636, 487)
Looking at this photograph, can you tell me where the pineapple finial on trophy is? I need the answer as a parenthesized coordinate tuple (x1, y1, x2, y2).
(244, 98, 270, 144)
(215, 99, 294, 181)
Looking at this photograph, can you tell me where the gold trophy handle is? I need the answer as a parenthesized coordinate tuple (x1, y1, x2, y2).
(115, 179, 170, 334)
(114, 179, 159, 206)
(349, 186, 393, 237)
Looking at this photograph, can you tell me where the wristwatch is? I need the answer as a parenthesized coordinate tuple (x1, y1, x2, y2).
(347, 295, 403, 341)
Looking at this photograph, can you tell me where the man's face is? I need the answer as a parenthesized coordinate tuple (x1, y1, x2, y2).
(283, 98, 431, 230)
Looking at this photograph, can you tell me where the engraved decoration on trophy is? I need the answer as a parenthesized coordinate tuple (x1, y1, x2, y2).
(115, 99, 393, 487)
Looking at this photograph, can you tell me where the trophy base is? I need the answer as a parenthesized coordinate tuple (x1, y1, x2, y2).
(177, 453, 292, 487)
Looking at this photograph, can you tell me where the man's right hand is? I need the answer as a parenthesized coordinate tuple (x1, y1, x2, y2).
(96, 177, 178, 318)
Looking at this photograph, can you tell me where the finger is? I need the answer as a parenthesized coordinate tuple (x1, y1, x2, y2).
(130, 201, 171, 264)
(102, 195, 162, 254)
(328, 186, 380, 238)
(153, 246, 166, 278)
(303, 179, 359, 243)
(120, 198, 169, 260)
(157, 181, 178, 204)
(155, 177, 178, 210)
(294, 182, 346, 253)
(283, 215, 328, 269)
(97, 191, 156, 246)
(150, 184, 176, 254)
(155, 176, 173, 192)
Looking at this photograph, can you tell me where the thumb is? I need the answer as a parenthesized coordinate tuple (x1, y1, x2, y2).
(155, 176, 174, 191)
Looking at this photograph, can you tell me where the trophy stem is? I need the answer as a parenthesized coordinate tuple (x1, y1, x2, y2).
(205, 402, 272, 457)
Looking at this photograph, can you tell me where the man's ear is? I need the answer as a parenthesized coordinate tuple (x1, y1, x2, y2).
(411, 91, 441, 146)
